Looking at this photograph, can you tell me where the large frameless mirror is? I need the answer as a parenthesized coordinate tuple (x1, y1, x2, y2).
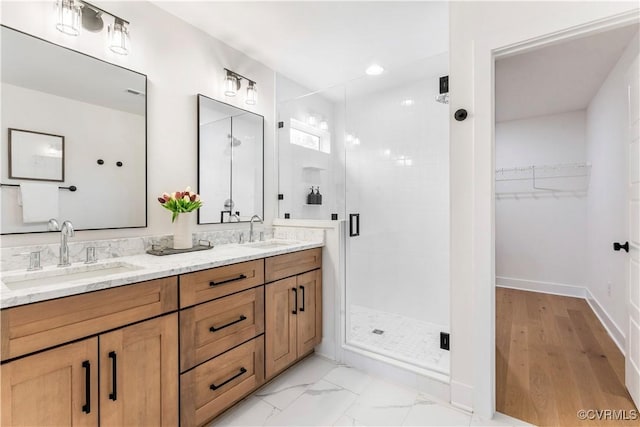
(197, 95, 264, 224)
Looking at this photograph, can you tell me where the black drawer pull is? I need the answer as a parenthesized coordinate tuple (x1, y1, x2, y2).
(299, 286, 305, 312)
(108, 351, 117, 401)
(82, 360, 91, 414)
(209, 274, 247, 287)
(292, 287, 298, 314)
(209, 315, 247, 332)
(210, 367, 247, 391)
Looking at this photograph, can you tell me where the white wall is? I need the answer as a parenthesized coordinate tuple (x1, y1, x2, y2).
(1, 83, 146, 232)
(586, 32, 640, 343)
(0, 0, 276, 246)
(495, 111, 588, 290)
(450, 0, 639, 415)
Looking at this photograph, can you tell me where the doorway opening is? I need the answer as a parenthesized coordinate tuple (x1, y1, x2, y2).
(494, 23, 640, 425)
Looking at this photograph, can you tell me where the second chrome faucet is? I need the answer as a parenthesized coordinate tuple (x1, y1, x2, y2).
(58, 220, 75, 267)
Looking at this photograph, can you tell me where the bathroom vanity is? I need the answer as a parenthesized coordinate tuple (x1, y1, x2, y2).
(0, 244, 322, 427)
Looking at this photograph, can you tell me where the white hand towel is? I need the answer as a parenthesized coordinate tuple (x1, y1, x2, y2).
(20, 182, 60, 223)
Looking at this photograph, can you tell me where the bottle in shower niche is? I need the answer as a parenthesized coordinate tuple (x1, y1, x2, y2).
(315, 187, 322, 205)
(307, 187, 317, 205)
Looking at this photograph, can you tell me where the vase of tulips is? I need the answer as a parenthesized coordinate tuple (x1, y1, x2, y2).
(158, 187, 202, 249)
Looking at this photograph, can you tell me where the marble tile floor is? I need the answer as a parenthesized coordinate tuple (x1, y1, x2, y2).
(348, 305, 450, 374)
(209, 355, 532, 427)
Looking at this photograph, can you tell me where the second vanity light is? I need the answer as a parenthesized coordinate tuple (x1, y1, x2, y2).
(224, 68, 258, 106)
(55, 0, 131, 56)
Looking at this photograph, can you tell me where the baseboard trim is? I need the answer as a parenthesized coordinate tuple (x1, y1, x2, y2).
(496, 276, 626, 354)
(496, 276, 587, 298)
(585, 289, 626, 355)
(450, 380, 473, 412)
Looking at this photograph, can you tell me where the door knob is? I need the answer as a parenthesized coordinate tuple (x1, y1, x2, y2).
(613, 241, 629, 253)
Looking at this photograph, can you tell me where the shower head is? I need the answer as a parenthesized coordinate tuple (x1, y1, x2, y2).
(227, 134, 242, 146)
(435, 93, 449, 104)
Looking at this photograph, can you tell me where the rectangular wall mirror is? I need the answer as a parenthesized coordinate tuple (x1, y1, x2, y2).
(197, 94, 264, 224)
(9, 128, 65, 182)
(0, 25, 147, 234)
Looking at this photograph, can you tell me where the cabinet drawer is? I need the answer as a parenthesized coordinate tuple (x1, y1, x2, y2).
(265, 248, 322, 282)
(180, 335, 265, 427)
(180, 259, 264, 308)
(180, 287, 264, 372)
(1, 277, 178, 361)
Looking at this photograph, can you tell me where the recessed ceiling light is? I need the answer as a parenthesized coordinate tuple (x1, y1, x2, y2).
(401, 99, 415, 106)
(365, 64, 384, 76)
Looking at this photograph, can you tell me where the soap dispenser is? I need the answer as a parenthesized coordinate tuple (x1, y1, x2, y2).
(315, 187, 322, 205)
(307, 187, 316, 205)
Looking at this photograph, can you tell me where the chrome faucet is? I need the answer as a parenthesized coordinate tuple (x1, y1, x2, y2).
(249, 215, 263, 243)
(58, 220, 75, 267)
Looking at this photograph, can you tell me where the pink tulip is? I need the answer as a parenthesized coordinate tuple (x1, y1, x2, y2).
(190, 194, 196, 201)
(158, 197, 166, 203)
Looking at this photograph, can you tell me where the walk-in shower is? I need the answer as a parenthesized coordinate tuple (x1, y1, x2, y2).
(276, 53, 450, 378)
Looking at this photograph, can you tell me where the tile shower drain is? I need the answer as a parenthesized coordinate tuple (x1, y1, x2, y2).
(372, 329, 385, 335)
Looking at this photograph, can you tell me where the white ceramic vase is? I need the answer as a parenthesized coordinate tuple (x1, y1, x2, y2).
(173, 213, 193, 249)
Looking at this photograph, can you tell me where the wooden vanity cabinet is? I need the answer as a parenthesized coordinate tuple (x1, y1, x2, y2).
(0, 338, 99, 427)
(99, 313, 178, 426)
(0, 277, 179, 427)
(265, 252, 322, 379)
(0, 246, 323, 426)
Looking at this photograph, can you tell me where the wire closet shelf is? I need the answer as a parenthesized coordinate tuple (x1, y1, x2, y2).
(495, 162, 591, 194)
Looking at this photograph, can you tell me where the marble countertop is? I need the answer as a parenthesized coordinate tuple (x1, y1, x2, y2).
(0, 240, 323, 309)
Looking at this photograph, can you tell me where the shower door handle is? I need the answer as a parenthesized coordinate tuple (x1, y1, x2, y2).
(349, 214, 360, 237)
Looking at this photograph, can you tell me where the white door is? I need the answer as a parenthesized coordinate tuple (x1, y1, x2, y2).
(626, 54, 640, 409)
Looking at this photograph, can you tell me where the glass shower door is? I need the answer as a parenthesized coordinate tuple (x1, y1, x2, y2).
(344, 54, 451, 374)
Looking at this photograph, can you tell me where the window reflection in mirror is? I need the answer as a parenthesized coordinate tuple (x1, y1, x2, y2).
(197, 95, 264, 224)
(0, 25, 147, 234)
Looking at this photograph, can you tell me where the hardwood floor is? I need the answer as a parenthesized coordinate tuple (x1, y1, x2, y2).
(496, 288, 639, 427)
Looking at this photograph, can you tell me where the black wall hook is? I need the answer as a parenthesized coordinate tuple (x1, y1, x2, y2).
(613, 241, 629, 253)
(454, 109, 468, 121)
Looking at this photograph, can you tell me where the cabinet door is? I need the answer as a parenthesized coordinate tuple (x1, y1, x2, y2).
(296, 269, 322, 357)
(100, 313, 178, 427)
(265, 276, 298, 378)
(1, 338, 98, 426)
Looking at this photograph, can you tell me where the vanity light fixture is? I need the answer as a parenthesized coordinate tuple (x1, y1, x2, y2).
(307, 115, 318, 127)
(246, 81, 257, 105)
(319, 120, 329, 131)
(108, 17, 131, 55)
(224, 70, 239, 97)
(55, 0, 132, 56)
(223, 68, 258, 105)
(56, 0, 83, 36)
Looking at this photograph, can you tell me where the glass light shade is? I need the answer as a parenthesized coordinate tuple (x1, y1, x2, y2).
(108, 19, 130, 55)
(319, 121, 329, 130)
(224, 74, 238, 97)
(246, 82, 257, 105)
(56, 0, 82, 36)
(307, 116, 318, 127)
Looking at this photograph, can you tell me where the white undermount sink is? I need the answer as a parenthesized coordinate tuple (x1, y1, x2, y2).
(1, 261, 144, 291)
(244, 240, 301, 250)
